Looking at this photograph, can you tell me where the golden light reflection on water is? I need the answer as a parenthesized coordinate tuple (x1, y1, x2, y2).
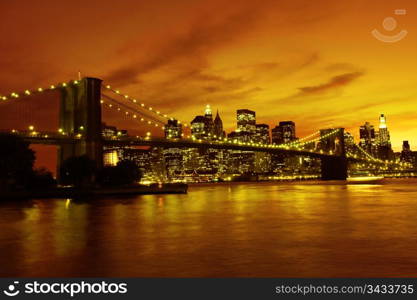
(1, 179, 417, 277)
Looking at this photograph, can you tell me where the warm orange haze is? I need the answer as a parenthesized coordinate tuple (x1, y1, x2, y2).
(1, 0, 417, 166)
(2, 1, 417, 289)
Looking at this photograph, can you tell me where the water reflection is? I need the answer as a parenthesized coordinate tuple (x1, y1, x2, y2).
(1, 179, 417, 277)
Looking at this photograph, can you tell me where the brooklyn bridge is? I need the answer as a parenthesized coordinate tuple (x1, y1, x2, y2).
(0, 77, 412, 182)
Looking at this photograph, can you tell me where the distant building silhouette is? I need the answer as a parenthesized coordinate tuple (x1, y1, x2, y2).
(213, 110, 225, 138)
(254, 124, 270, 144)
(377, 114, 394, 160)
(359, 121, 377, 156)
(272, 121, 296, 144)
(164, 119, 182, 139)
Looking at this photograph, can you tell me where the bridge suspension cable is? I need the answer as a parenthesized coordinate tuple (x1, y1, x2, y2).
(346, 143, 412, 168)
(284, 131, 321, 146)
(102, 94, 166, 125)
(0, 79, 79, 101)
(101, 98, 165, 131)
(102, 83, 189, 127)
(278, 129, 340, 150)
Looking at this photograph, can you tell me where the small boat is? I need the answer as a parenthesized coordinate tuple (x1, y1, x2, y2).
(347, 176, 384, 184)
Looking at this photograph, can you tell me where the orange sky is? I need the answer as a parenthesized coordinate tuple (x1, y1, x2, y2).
(1, 0, 417, 170)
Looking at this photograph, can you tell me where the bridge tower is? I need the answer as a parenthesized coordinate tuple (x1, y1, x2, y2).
(320, 128, 348, 180)
(58, 77, 103, 177)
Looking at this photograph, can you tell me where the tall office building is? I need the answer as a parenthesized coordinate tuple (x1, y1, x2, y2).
(400, 141, 415, 165)
(378, 114, 391, 147)
(271, 121, 296, 144)
(228, 109, 256, 143)
(359, 122, 377, 156)
(191, 105, 216, 140)
(164, 119, 182, 139)
(188, 105, 223, 180)
(254, 124, 270, 144)
(191, 116, 207, 139)
(213, 110, 225, 138)
(377, 114, 393, 160)
(102, 123, 128, 166)
(237, 109, 256, 133)
(226, 109, 257, 174)
(204, 105, 214, 136)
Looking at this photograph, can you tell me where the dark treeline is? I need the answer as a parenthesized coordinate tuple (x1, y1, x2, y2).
(0, 134, 55, 191)
(0, 134, 142, 191)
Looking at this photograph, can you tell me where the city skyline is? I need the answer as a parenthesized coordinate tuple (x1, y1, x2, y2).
(1, 0, 417, 153)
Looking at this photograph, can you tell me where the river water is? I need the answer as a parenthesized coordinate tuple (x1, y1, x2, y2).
(1, 179, 417, 277)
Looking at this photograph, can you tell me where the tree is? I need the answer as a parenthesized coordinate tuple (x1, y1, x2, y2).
(60, 155, 96, 187)
(97, 160, 142, 186)
(0, 134, 35, 190)
(28, 168, 57, 190)
(116, 160, 142, 185)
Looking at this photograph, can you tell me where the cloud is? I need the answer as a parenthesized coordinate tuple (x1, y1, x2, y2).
(104, 3, 271, 86)
(298, 71, 364, 95)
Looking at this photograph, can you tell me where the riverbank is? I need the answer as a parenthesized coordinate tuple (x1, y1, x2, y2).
(0, 183, 188, 200)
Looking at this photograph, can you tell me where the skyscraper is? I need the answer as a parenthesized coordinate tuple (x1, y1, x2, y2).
(164, 119, 182, 139)
(191, 105, 216, 140)
(213, 110, 225, 138)
(254, 124, 270, 144)
(237, 109, 256, 133)
(228, 109, 256, 143)
(191, 116, 207, 139)
(376, 114, 393, 160)
(271, 121, 296, 144)
(359, 122, 377, 155)
(163, 119, 184, 178)
(204, 105, 214, 136)
(400, 141, 415, 166)
(378, 114, 391, 147)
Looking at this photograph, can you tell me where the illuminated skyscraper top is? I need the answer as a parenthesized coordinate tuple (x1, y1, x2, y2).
(205, 105, 212, 118)
(378, 113, 391, 147)
(379, 114, 387, 129)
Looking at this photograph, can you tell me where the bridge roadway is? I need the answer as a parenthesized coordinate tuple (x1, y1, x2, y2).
(2, 130, 401, 167)
(2, 130, 336, 158)
(104, 136, 335, 158)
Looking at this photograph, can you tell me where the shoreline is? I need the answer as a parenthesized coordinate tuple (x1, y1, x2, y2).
(0, 183, 188, 200)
